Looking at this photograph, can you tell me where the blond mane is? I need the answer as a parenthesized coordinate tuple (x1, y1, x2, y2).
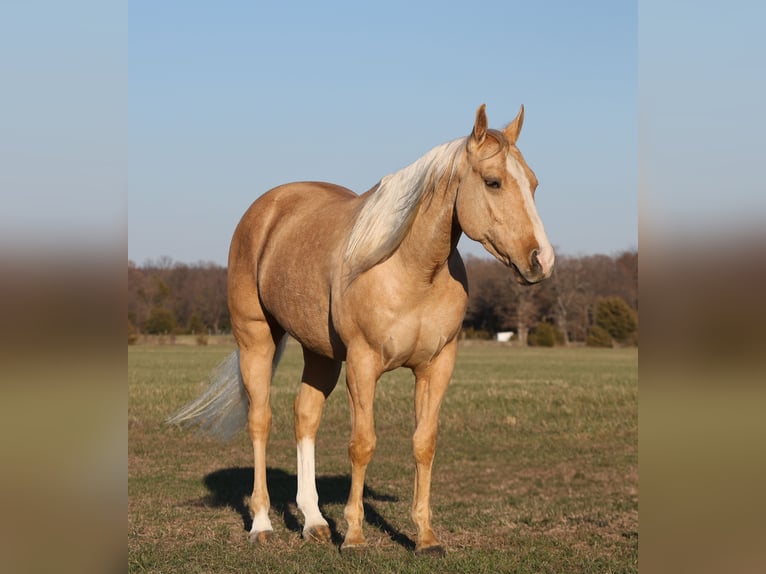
(344, 138, 465, 278)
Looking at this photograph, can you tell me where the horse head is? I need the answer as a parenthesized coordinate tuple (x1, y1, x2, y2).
(456, 104, 554, 284)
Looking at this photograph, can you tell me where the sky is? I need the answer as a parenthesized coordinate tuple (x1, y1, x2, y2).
(1, 2, 762, 267)
(127, 1, 637, 266)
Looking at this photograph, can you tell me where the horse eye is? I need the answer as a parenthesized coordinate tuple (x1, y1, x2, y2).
(484, 179, 501, 189)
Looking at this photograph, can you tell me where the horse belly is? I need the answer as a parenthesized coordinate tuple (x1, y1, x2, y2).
(253, 187, 354, 359)
(260, 268, 337, 358)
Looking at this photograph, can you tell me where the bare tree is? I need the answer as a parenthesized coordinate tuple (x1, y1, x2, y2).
(544, 255, 592, 345)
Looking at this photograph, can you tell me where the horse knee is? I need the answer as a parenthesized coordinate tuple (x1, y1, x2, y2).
(248, 404, 272, 441)
(413, 431, 436, 465)
(294, 390, 323, 439)
(294, 397, 312, 434)
(349, 433, 376, 466)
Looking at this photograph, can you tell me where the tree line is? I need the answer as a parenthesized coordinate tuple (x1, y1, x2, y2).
(128, 257, 229, 340)
(128, 250, 637, 346)
(463, 250, 638, 346)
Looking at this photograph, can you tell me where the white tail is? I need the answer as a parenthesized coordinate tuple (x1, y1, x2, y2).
(166, 336, 287, 440)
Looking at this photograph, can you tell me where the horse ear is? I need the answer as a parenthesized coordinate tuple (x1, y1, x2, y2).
(468, 104, 488, 153)
(504, 104, 524, 144)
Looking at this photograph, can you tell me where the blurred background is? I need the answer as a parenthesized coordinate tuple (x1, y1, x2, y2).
(1, 1, 765, 573)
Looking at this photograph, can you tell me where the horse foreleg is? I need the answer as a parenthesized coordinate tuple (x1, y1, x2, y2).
(411, 338, 457, 556)
(294, 350, 341, 543)
(341, 350, 380, 550)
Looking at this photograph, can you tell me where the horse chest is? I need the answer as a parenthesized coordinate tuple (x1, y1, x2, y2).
(386, 322, 448, 369)
(369, 295, 465, 370)
(335, 255, 468, 370)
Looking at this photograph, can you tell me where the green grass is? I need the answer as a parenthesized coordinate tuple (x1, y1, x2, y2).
(129, 341, 637, 573)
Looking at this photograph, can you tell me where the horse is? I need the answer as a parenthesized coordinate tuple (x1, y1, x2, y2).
(168, 104, 554, 555)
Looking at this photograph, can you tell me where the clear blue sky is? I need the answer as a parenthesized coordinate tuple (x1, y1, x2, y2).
(3, 3, 762, 267)
(128, 1, 637, 265)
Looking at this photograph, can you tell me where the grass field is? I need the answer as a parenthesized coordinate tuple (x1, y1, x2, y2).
(129, 340, 637, 573)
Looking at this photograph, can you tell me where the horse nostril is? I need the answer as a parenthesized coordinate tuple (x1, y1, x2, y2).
(530, 249, 541, 272)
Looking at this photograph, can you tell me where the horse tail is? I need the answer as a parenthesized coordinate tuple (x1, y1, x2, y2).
(166, 335, 288, 440)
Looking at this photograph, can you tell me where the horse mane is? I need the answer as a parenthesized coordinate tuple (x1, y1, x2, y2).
(344, 137, 466, 279)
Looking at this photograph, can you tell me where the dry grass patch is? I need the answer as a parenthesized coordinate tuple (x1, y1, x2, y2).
(129, 343, 637, 573)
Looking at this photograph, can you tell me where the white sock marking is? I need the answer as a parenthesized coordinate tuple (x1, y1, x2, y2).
(296, 438, 328, 531)
(250, 506, 273, 533)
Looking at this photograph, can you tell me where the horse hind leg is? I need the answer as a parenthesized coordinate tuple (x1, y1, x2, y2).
(294, 348, 341, 543)
(237, 322, 285, 544)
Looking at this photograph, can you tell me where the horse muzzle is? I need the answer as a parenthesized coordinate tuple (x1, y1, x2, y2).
(516, 247, 555, 284)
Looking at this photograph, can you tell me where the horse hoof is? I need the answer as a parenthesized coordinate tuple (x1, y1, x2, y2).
(249, 530, 274, 545)
(415, 544, 446, 558)
(304, 525, 332, 544)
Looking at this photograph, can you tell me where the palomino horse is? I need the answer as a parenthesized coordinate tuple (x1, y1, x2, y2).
(169, 104, 554, 555)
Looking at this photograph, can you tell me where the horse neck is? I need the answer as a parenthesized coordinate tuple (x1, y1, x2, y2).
(397, 157, 464, 281)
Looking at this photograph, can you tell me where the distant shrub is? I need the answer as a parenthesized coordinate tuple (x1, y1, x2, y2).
(195, 333, 209, 346)
(144, 306, 177, 335)
(529, 322, 564, 347)
(586, 325, 612, 347)
(594, 296, 637, 344)
(461, 327, 492, 340)
(187, 312, 206, 335)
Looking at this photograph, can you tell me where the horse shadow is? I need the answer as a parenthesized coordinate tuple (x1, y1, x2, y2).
(200, 467, 415, 551)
